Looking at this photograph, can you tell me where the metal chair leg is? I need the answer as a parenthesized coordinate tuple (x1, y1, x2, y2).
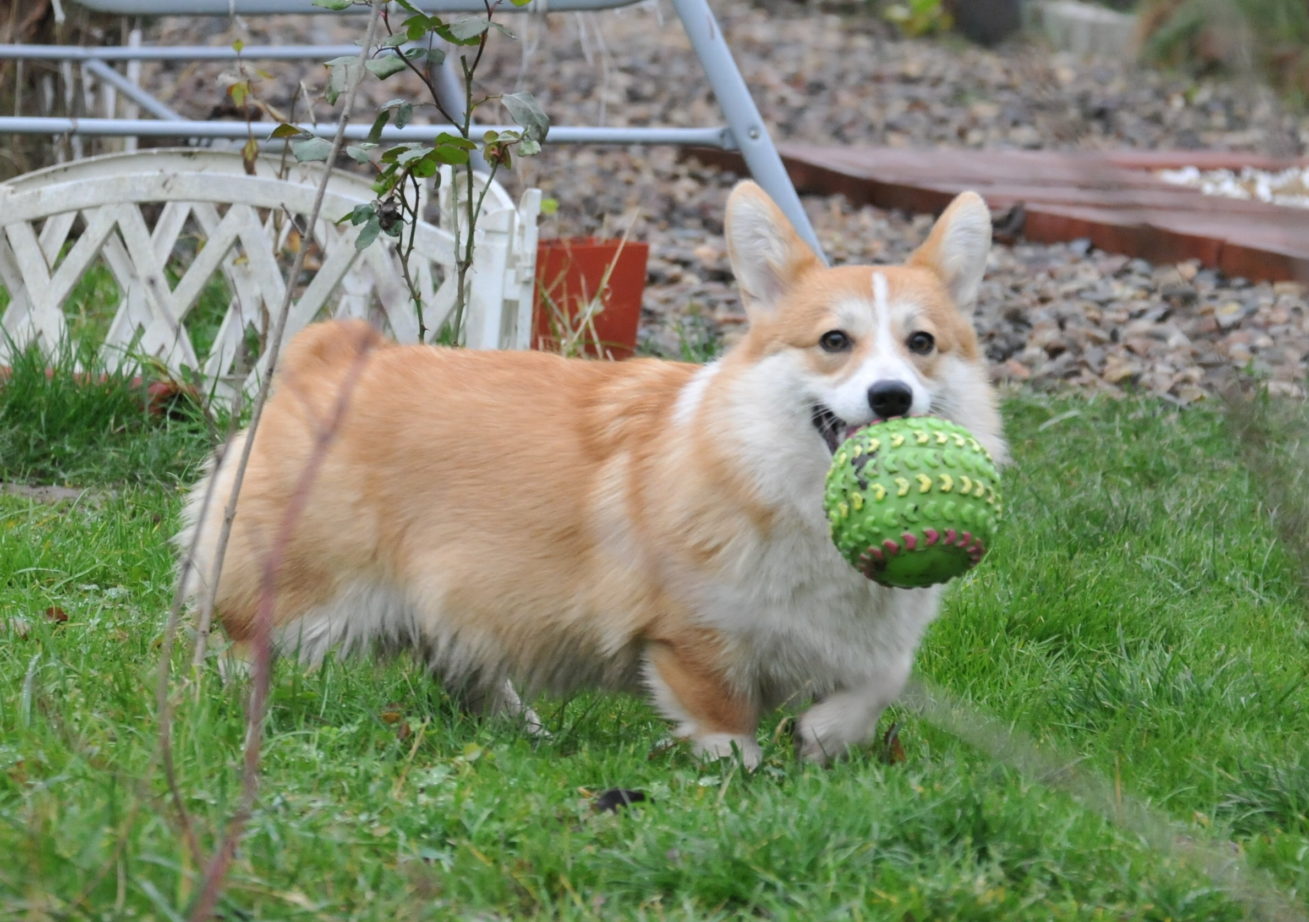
(670, 0, 825, 262)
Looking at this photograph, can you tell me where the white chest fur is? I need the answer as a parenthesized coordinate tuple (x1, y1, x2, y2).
(683, 506, 941, 706)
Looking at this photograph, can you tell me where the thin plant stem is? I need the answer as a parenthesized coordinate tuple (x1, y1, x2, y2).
(451, 0, 498, 341)
(186, 8, 382, 670)
(185, 338, 376, 922)
(178, 8, 384, 920)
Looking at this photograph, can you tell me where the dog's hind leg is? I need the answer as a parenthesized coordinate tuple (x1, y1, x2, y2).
(643, 638, 761, 768)
(492, 679, 550, 738)
(441, 669, 550, 738)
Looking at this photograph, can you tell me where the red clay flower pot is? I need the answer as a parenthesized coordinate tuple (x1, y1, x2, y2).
(533, 237, 649, 360)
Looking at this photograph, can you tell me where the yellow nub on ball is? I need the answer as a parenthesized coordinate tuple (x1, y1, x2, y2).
(823, 417, 1002, 589)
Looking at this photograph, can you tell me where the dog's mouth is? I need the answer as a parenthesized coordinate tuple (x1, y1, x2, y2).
(810, 405, 847, 454)
(811, 405, 916, 454)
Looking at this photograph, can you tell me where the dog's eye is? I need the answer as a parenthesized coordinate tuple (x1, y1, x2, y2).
(819, 330, 852, 353)
(906, 331, 935, 355)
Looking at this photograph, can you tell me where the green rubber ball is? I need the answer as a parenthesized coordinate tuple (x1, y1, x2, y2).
(824, 416, 1002, 589)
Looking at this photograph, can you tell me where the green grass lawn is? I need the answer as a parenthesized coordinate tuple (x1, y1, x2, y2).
(1, 360, 1307, 920)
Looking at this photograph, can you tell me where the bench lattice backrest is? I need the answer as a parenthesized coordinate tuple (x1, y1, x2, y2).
(0, 148, 539, 400)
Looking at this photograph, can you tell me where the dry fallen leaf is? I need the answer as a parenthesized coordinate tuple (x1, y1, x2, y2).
(592, 789, 648, 813)
(880, 721, 907, 765)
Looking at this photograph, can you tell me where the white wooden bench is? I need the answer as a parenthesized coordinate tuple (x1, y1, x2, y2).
(0, 148, 540, 401)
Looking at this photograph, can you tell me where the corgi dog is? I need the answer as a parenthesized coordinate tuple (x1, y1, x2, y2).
(176, 182, 1006, 767)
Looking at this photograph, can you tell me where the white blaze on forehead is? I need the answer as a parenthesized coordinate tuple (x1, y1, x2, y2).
(868, 270, 908, 370)
(871, 270, 889, 317)
(845, 268, 930, 416)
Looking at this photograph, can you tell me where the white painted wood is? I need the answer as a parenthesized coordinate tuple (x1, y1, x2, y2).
(0, 149, 539, 401)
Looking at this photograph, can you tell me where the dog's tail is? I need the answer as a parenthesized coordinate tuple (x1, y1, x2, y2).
(174, 428, 250, 631)
(276, 318, 387, 386)
(176, 320, 386, 650)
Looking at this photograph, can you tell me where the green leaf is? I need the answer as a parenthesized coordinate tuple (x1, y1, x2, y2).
(509, 0, 534, 7)
(345, 144, 376, 163)
(290, 136, 334, 162)
(269, 122, 304, 140)
(501, 92, 549, 142)
(312, 0, 354, 8)
(323, 55, 363, 105)
(448, 18, 491, 42)
(231, 38, 245, 53)
(540, 197, 559, 215)
(432, 145, 471, 165)
(367, 109, 392, 143)
(372, 99, 414, 134)
(409, 46, 446, 70)
(434, 132, 477, 150)
(379, 32, 410, 48)
(365, 53, 409, 80)
(517, 137, 541, 157)
(405, 16, 432, 41)
(355, 216, 382, 251)
(340, 203, 375, 226)
(396, 146, 432, 165)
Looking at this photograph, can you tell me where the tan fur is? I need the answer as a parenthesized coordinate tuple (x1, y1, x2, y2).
(178, 183, 1006, 765)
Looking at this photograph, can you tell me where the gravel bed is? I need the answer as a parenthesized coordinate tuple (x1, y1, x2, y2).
(144, 2, 1309, 402)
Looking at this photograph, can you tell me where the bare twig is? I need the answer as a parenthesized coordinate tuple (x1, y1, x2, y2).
(187, 6, 383, 673)
(186, 335, 377, 922)
(151, 8, 385, 921)
(392, 170, 427, 341)
(155, 462, 221, 868)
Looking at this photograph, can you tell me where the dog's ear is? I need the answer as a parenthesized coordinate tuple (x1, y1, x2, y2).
(909, 191, 991, 311)
(725, 181, 821, 315)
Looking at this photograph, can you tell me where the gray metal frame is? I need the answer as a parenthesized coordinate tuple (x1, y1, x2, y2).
(0, 0, 822, 255)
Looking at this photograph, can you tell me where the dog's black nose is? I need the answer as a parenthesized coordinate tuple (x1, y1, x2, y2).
(868, 380, 913, 419)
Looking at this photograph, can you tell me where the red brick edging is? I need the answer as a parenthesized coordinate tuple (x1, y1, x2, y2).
(691, 145, 1309, 283)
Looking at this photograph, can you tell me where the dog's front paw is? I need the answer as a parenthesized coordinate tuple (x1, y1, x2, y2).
(691, 732, 762, 770)
(793, 718, 844, 765)
(793, 671, 909, 763)
(793, 698, 877, 764)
